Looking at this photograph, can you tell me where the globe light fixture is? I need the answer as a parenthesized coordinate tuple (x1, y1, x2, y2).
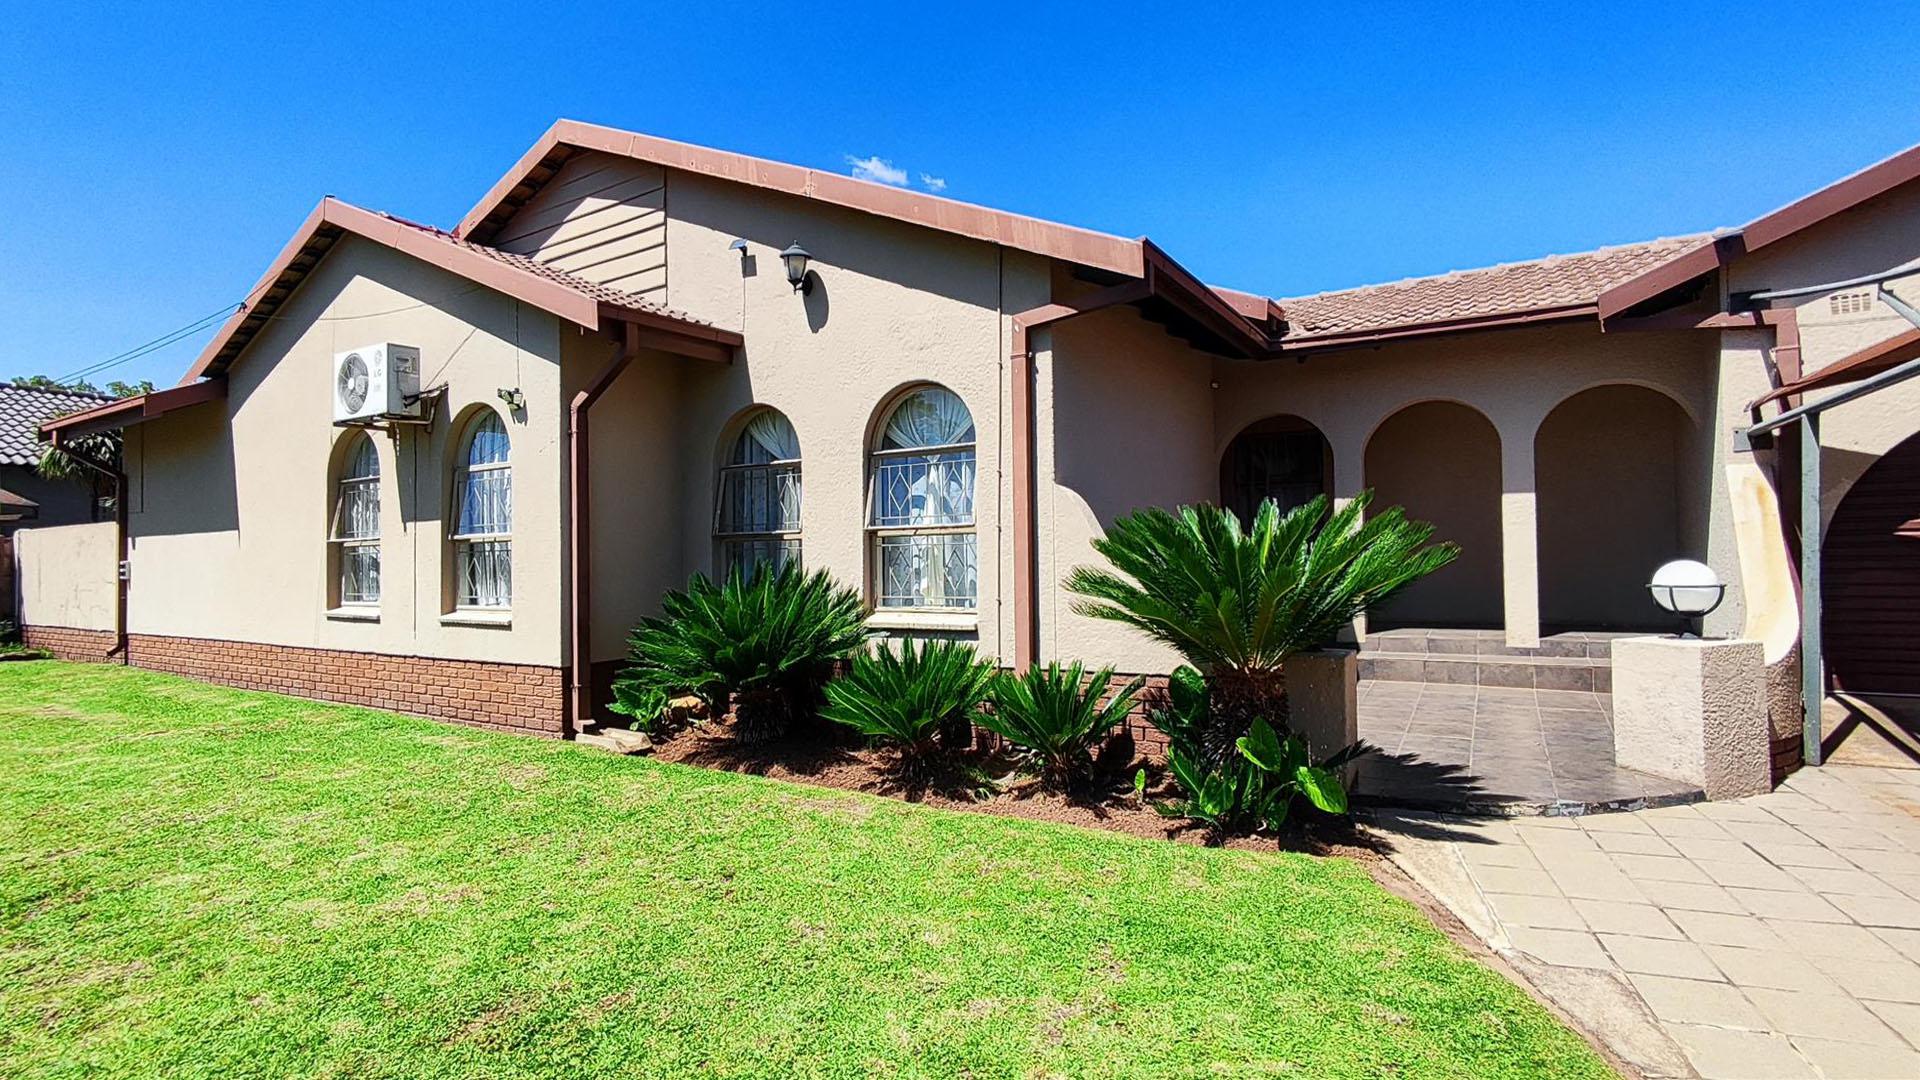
(1648, 559, 1725, 637)
(780, 242, 813, 294)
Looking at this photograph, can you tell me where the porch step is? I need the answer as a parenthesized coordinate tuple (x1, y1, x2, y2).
(1360, 630, 1622, 692)
(1359, 651, 1610, 692)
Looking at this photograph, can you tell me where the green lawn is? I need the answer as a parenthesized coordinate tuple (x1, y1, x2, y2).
(0, 662, 1610, 1079)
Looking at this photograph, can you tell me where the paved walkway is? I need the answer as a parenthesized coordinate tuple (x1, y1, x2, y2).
(1375, 764, 1920, 1079)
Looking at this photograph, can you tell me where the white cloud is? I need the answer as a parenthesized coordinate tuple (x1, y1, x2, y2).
(845, 155, 908, 186)
(919, 173, 947, 193)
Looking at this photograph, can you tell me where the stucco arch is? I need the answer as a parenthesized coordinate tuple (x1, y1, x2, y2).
(1535, 384, 1697, 630)
(1217, 414, 1334, 523)
(1364, 400, 1505, 628)
(862, 379, 979, 452)
(713, 402, 803, 467)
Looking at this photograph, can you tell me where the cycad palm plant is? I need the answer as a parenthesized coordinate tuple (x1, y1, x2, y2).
(1066, 493, 1456, 746)
(610, 563, 869, 740)
(981, 663, 1145, 792)
(821, 638, 996, 768)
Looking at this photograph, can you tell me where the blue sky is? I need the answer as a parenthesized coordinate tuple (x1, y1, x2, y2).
(4, 2, 1918, 389)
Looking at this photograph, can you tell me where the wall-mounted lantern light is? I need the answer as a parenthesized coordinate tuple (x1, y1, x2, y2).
(780, 242, 813, 294)
(1648, 559, 1725, 637)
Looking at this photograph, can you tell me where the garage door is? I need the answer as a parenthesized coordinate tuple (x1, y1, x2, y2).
(1825, 431, 1920, 695)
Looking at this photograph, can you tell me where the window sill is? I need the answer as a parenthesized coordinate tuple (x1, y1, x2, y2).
(441, 609, 512, 629)
(325, 606, 380, 623)
(868, 609, 978, 633)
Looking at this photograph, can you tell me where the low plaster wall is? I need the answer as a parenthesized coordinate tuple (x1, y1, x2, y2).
(1613, 636, 1770, 799)
(13, 522, 116, 632)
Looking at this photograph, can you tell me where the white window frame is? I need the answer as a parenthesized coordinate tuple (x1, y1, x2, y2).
(866, 388, 978, 612)
(330, 433, 381, 608)
(713, 410, 802, 578)
(450, 412, 512, 611)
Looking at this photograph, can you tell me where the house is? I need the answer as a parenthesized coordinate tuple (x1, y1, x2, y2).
(18, 120, 1920, 773)
(0, 384, 112, 536)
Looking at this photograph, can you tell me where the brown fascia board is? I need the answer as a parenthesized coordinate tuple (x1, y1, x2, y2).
(40, 378, 228, 439)
(1742, 141, 1920, 252)
(457, 120, 1149, 279)
(180, 197, 737, 386)
(1598, 141, 1920, 323)
(1137, 239, 1280, 358)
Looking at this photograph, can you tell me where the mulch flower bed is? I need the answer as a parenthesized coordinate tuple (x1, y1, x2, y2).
(644, 715, 1384, 862)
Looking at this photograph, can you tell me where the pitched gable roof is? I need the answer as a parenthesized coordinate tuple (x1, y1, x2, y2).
(182, 197, 740, 384)
(457, 120, 1148, 279)
(0, 384, 113, 465)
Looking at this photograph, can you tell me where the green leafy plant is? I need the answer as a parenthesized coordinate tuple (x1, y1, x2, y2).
(981, 662, 1145, 792)
(821, 638, 995, 768)
(610, 564, 869, 740)
(1067, 493, 1457, 738)
(1155, 716, 1370, 843)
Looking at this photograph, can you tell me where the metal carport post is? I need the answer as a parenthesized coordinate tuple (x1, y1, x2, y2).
(1742, 268, 1920, 766)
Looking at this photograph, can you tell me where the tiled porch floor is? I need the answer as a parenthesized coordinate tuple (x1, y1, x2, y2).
(1355, 679, 1704, 814)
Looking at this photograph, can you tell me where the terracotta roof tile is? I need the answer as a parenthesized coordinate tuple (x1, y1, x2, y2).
(384, 215, 715, 328)
(1277, 235, 1712, 341)
(0, 384, 115, 466)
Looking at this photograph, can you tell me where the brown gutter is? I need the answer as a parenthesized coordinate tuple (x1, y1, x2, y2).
(46, 432, 128, 665)
(1008, 280, 1153, 671)
(566, 324, 636, 736)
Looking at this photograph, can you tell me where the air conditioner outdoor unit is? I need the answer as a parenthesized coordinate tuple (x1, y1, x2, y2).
(332, 344, 422, 423)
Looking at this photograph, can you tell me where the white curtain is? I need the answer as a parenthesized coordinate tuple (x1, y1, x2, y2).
(882, 387, 974, 449)
(735, 410, 800, 464)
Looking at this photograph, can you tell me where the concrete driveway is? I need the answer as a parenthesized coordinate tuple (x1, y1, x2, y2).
(1376, 764, 1920, 1079)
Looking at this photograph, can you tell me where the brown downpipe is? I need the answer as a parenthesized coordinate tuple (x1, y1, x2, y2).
(1007, 280, 1152, 672)
(48, 431, 129, 665)
(566, 323, 636, 736)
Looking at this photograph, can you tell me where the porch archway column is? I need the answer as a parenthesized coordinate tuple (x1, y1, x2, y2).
(1499, 423, 1541, 648)
(1328, 428, 1369, 643)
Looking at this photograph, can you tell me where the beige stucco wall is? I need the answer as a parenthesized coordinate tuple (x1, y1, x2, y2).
(13, 521, 117, 630)
(123, 235, 568, 666)
(1728, 181, 1920, 534)
(1211, 323, 1723, 643)
(562, 334, 692, 664)
(1038, 303, 1218, 673)
(541, 165, 1051, 665)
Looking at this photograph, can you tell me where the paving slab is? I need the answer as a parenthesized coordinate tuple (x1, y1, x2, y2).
(1373, 763, 1920, 1079)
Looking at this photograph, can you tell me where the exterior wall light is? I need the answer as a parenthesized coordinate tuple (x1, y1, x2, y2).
(780, 242, 813, 294)
(1648, 559, 1725, 636)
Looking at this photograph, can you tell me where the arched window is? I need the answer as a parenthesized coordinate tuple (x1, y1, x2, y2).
(451, 411, 512, 609)
(714, 408, 801, 577)
(331, 432, 381, 605)
(868, 386, 977, 610)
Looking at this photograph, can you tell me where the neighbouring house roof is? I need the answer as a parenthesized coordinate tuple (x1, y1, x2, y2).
(39, 379, 228, 441)
(0, 485, 38, 521)
(1599, 142, 1920, 321)
(0, 384, 113, 465)
(458, 120, 1150, 280)
(180, 197, 742, 385)
(1274, 236, 1712, 346)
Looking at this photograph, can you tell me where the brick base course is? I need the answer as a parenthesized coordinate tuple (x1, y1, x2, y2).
(22, 625, 564, 737)
(22, 625, 118, 663)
